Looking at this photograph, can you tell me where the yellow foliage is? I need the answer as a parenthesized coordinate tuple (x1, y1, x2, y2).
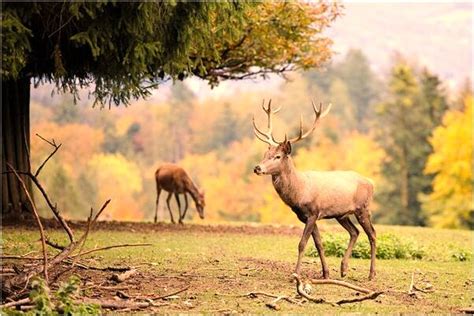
(87, 153, 143, 221)
(422, 95, 473, 228)
(31, 122, 104, 177)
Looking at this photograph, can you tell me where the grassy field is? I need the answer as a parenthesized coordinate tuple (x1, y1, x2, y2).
(2, 221, 472, 313)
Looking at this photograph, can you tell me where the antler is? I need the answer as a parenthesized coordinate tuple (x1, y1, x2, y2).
(287, 100, 332, 144)
(252, 99, 281, 146)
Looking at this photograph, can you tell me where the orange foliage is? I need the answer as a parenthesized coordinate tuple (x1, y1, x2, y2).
(31, 122, 104, 177)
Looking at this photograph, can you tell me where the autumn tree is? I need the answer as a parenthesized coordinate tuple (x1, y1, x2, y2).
(1, 2, 341, 218)
(304, 49, 380, 131)
(375, 61, 448, 225)
(167, 82, 195, 162)
(421, 95, 473, 229)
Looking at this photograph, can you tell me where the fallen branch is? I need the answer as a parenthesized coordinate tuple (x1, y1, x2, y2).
(1, 256, 43, 261)
(77, 298, 161, 310)
(63, 260, 132, 272)
(293, 273, 384, 306)
(0, 297, 30, 308)
(458, 307, 474, 314)
(111, 269, 137, 283)
(413, 284, 434, 293)
(69, 243, 152, 259)
(265, 296, 294, 310)
(144, 286, 190, 300)
(293, 274, 330, 305)
(215, 290, 301, 309)
(310, 278, 372, 294)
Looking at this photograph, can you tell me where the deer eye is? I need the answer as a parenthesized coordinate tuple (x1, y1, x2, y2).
(275, 155, 281, 160)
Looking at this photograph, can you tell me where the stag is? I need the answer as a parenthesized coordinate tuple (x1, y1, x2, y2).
(253, 100, 376, 280)
(154, 163, 205, 224)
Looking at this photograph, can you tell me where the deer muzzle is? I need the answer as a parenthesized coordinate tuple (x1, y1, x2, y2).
(254, 165, 264, 175)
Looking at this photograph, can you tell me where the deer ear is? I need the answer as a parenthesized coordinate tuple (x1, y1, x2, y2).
(283, 140, 292, 155)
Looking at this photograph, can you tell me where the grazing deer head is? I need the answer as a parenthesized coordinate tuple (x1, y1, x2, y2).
(195, 189, 206, 218)
(253, 99, 377, 280)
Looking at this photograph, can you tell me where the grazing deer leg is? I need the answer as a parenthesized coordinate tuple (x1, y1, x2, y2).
(181, 194, 189, 222)
(175, 194, 183, 225)
(295, 215, 317, 276)
(166, 192, 176, 224)
(336, 216, 359, 278)
(154, 188, 162, 223)
(355, 210, 376, 280)
(311, 222, 330, 279)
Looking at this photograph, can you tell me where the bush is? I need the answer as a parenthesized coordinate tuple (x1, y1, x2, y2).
(451, 249, 472, 262)
(306, 232, 425, 260)
(1, 276, 100, 315)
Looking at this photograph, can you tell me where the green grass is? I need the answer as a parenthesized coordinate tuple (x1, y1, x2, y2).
(2, 223, 472, 313)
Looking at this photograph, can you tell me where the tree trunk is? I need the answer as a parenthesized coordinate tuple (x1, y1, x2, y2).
(2, 77, 33, 219)
(400, 145, 409, 224)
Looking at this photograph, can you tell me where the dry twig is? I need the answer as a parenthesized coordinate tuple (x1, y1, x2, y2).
(69, 243, 152, 259)
(6, 163, 49, 283)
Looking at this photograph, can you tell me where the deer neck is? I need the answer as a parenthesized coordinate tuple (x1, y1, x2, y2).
(271, 157, 302, 207)
(185, 179, 201, 205)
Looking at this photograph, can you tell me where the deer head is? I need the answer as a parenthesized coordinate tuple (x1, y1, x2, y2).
(196, 189, 206, 219)
(253, 99, 331, 176)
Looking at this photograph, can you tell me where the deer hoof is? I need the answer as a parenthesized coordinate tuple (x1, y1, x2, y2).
(179, 220, 184, 225)
(340, 262, 348, 277)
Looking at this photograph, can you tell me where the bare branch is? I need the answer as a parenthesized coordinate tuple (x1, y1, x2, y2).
(34, 143, 62, 177)
(6, 163, 48, 283)
(28, 174, 75, 243)
(45, 238, 66, 250)
(69, 243, 152, 259)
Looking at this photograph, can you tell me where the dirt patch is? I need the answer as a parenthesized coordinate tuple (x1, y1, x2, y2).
(2, 218, 319, 236)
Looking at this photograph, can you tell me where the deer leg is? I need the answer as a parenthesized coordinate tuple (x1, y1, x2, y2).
(311, 222, 330, 279)
(166, 192, 175, 224)
(154, 188, 161, 223)
(181, 194, 189, 222)
(336, 216, 359, 278)
(355, 210, 377, 280)
(295, 216, 317, 276)
(175, 194, 183, 225)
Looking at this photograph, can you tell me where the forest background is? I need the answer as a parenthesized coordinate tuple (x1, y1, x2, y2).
(28, 3, 472, 229)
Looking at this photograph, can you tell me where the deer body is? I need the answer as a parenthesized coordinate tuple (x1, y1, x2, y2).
(273, 169, 373, 221)
(253, 100, 376, 280)
(154, 163, 205, 224)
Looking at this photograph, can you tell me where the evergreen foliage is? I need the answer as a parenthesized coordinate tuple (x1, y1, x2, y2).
(374, 61, 448, 225)
(2, 2, 340, 106)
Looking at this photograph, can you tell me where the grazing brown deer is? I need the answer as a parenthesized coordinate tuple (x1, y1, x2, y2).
(253, 100, 376, 280)
(154, 163, 205, 224)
